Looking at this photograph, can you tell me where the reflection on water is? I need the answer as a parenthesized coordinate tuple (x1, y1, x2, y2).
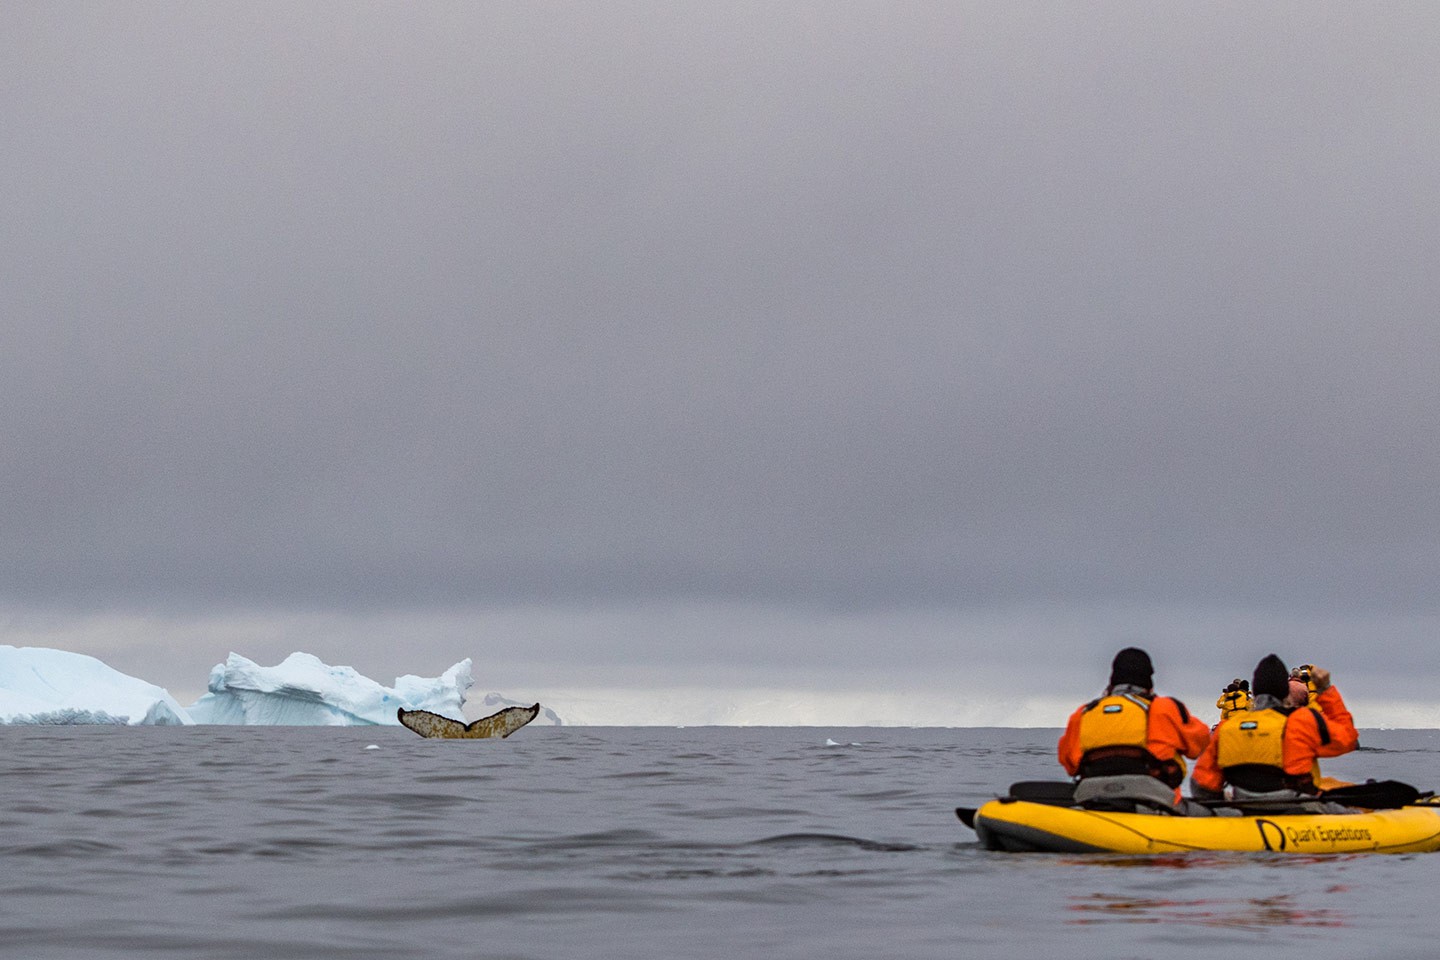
(1067, 891, 1346, 929)
(1066, 853, 1360, 870)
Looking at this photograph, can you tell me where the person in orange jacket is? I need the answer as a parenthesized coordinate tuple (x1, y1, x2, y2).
(1290, 663, 1320, 706)
(1057, 647, 1211, 805)
(1191, 654, 1358, 802)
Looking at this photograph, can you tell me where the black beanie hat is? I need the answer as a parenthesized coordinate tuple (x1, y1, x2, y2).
(1109, 647, 1154, 689)
(1252, 654, 1289, 699)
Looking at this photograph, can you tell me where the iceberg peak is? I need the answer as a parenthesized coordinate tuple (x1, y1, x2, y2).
(187, 652, 474, 726)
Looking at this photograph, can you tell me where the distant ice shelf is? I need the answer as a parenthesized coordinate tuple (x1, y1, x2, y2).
(0, 645, 193, 725)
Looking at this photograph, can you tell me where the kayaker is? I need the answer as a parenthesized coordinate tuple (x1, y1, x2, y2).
(1190, 654, 1359, 809)
(1283, 675, 1336, 789)
(1285, 677, 1310, 708)
(1290, 663, 1320, 705)
(1216, 679, 1252, 720)
(1057, 647, 1211, 811)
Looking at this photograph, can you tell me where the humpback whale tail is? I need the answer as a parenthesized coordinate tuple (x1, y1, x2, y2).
(397, 703, 540, 739)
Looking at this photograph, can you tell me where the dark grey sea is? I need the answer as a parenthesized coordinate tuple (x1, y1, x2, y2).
(1, 725, 1436, 959)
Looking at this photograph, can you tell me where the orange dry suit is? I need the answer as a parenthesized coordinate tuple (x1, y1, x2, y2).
(1058, 686, 1211, 789)
(1191, 686, 1359, 795)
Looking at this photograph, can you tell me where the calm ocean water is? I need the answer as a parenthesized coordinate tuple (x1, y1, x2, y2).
(1, 725, 1436, 959)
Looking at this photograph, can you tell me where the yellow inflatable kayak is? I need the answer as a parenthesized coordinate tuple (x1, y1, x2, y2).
(966, 797, 1440, 854)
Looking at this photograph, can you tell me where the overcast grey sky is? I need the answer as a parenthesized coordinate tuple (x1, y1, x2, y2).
(3, 3, 1438, 722)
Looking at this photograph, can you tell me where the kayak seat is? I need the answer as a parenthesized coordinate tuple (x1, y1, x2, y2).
(1073, 775, 1182, 815)
(1227, 785, 1355, 815)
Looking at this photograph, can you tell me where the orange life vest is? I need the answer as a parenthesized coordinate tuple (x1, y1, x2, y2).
(1216, 707, 1287, 767)
(1074, 693, 1186, 785)
(1215, 706, 1323, 793)
(1077, 693, 1150, 755)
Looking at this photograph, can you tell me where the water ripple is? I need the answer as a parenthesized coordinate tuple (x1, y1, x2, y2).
(0, 726, 1433, 959)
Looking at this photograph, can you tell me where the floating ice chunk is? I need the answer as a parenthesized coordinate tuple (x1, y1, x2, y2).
(364, 744, 380, 750)
(0, 646, 193, 725)
(187, 652, 473, 726)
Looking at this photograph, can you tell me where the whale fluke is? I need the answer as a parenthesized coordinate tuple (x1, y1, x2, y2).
(398, 703, 540, 739)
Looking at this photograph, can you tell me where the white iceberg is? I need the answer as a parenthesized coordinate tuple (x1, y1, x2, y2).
(187, 652, 474, 726)
(0, 645, 193, 725)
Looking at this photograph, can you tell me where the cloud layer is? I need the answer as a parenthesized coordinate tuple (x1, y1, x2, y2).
(3, 5, 1437, 718)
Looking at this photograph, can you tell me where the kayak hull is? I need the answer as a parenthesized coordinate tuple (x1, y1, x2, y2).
(972, 798, 1440, 855)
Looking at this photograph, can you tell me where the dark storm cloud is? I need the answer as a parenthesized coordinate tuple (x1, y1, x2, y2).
(2, 4, 1438, 646)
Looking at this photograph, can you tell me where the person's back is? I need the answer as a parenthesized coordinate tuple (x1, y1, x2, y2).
(1057, 647, 1210, 808)
(1191, 654, 1358, 805)
(1215, 679, 1252, 721)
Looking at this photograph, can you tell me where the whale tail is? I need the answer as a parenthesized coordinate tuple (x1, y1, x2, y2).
(398, 703, 540, 739)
